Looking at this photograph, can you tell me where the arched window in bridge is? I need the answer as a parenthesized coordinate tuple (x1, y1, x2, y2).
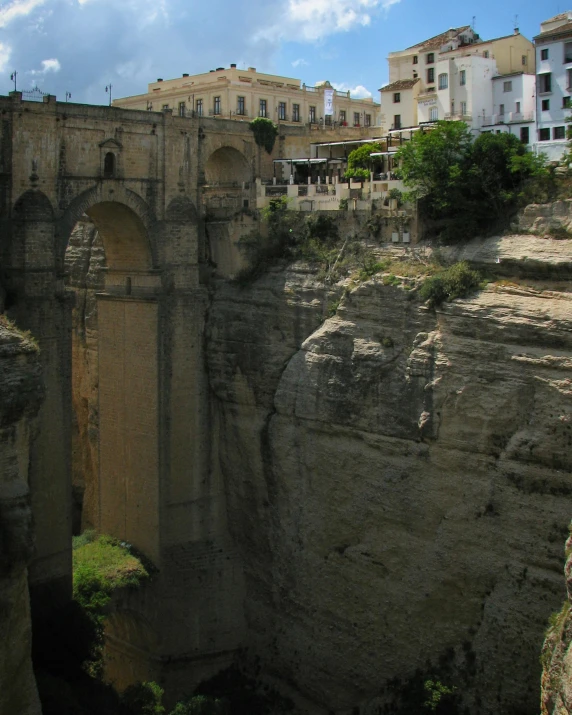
(104, 152, 116, 178)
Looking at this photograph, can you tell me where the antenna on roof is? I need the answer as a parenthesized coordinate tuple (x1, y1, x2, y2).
(514, 14, 518, 30)
(472, 16, 476, 31)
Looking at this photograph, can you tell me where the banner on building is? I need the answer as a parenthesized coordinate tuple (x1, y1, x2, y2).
(324, 88, 334, 116)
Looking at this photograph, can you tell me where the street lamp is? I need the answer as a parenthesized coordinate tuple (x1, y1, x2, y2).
(105, 84, 112, 106)
(65, 91, 72, 102)
(10, 71, 17, 91)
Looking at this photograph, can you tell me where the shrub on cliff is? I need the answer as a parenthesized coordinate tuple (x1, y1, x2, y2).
(169, 695, 228, 715)
(420, 262, 482, 306)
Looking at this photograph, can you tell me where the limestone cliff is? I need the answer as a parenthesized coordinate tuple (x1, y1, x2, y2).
(206, 235, 572, 714)
(540, 525, 572, 715)
(0, 318, 44, 715)
(65, 218, 106, 532)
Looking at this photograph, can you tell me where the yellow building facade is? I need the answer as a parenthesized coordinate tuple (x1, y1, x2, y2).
(114, 65, 381, 129)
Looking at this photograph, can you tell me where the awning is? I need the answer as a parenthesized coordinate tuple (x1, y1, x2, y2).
(273, 158, 328, 163)
(370, 151, 399, 157)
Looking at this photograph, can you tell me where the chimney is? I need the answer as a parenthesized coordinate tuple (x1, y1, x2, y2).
(157, 78, 163, 82)
(216, 67, 224, 71)
(248, 67, 256, 72)
(230, 63, 237, 68)
(183, 73, 189, 77)
(514, 27, 519, 34)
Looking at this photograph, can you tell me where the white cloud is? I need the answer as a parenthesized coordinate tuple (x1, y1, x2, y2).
(29, 57, 61, 75)
(256, 0, 400, 42)
(291, 58, 308, 68)
(0, 0, 44, 28)
(0, 43, 11, 73)
(332, 82, 372, 98)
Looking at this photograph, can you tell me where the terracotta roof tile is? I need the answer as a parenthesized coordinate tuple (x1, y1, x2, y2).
(406, 26, 471, 51)
(535, 21, 572, 39)
(379, 78, 420, 92)
(544, 11, 572, 23)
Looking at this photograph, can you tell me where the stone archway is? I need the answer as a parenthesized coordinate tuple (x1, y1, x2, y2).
(204, 146, 251, 185)
(61, 192, 161, 564)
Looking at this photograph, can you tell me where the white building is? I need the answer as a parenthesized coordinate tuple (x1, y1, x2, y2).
(380, 26, 536, 132)
(534, 12, 572, 160)
(479, 72, 536, 145)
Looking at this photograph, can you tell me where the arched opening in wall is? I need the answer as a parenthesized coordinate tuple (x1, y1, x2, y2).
(63, 199, 157, 559)
(104, 152, 116, 178)
(204, 146, 251, 185)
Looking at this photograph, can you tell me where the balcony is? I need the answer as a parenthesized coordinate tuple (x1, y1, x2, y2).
(479, 111, 534, 126)
(444, 113, 472, 121)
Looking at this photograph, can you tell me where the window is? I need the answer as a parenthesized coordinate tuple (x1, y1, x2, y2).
(178, 101, 186, 117)
(162, 104, 169, 110)
(354, 111, 360, 126)
(438, 73, 448, 90)
(309, 105, 316, 123)
(460, 70, 466, 86)
(393, 92, 401, 103)
(539, 73, 552, 93)
(339, 109, 346, 123)
(393, 114, 401, 129)
(278, 101, 286, 120)
(522, 55, 527, 66)
(413, 55, 418, 64)
(237, 96, 245, 115)
(540, 48, 549, 60)
(365, 113, 371, 127)
(214, 96, 221, 115)
(564, 96, 571, 108)
(426, 52, 434, 64)
(103, 152, 115, 178)
(325, 115, 332, 125)
(539, 127, 550, 141)
(565, 42, 572, 63)
(520, 127, 529, 144)
(542, 99, 550, 111)
(499, 104, 505, 115)
(568, 69, 572, 88)
(427, 68, 435, 84)
(503, 81, 512, 92)
(516, 101, 521, 114)
(460, 101, 467, 116)
(429, 107, 438, 121)
(293, 103, 300, 121)
(483, 50, 489, 58)
(259, 99, 267, 117)
(554, 125, 566, 139)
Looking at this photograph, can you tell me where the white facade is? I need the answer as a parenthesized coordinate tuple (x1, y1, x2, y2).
(417, 54, 498, 132)
(480, 73, 536, 144)
(534, 14, 572, 161)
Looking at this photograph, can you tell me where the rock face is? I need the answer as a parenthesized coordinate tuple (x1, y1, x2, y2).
(512, 199, 572, 236)
(64, 218, 106, 532)
(0, 319, 44, 715)
(206, 239, 572, 714)
(541, 526, 572, 715)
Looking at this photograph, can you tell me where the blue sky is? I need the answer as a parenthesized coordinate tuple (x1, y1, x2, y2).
(0, 0, 554, 105)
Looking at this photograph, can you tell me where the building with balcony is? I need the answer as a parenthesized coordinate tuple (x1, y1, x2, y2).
(534, 12, 572, 160)
(113, 65, 380, 129)
(478, 72, 536, 144)
(379, 25, 535, 133)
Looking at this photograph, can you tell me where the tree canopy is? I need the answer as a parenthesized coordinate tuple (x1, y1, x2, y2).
(395, 121, 548, 239)
(344, 142, 382, 181)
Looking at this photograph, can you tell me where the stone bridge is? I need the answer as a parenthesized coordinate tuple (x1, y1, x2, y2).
(0, 92, 266, 689)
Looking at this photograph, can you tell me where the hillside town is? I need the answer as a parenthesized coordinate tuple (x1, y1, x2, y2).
(115, 11, 572, 164)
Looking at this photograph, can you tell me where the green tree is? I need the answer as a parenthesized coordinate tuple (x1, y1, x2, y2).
(396, 120, 548, 239)
(344, 142, 382, 180)
(121, 681, 165, 715)
(249, 117, 278, 154)
(169, 695, 228, 715)
(395, 121, 473, 217)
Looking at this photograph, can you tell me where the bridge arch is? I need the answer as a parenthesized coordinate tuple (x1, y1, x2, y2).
(57, 183, 157, 272)
(204, 146, 251, 184)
